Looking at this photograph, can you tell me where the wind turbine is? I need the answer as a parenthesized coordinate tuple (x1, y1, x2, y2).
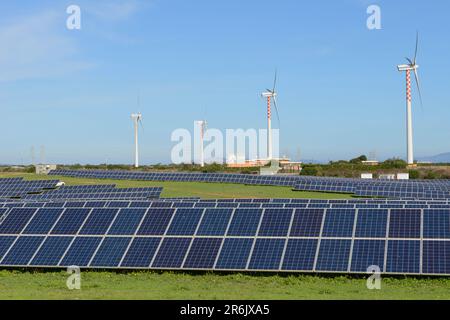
(397, 32, 423, 166)
(196, 120, 207, 167)
(261, 71, 280, 161)
(130, 112, 143, 168)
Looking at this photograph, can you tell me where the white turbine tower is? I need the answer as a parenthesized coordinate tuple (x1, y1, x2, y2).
(397, 32, 423, 166)
(261, 71, 280, 161)
(196, 120, 207, 167)
(131, 112, 143, 168)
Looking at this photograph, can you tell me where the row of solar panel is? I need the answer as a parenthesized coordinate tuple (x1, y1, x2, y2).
(0, 178, 163, 201)
(3, 201, 450, 209)
(50, 169, 450, 200)
(23, 191, 162, 200)
(49, 169, 301, 187)
(50, 169, 450, 187)
(294, 183, 450, 194)
(0, 180, 60, 189)
(1, 235, 449, 274)
(49, 184, 117, 193)
(1, 207, 448, 239)
(294, 182, 450, 199)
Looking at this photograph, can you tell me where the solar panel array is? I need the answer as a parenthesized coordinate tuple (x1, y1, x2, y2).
(50, 169, 450, 199)
(1, 205, 449, 275)
(0, 177, 162, 200)
(294, 177, 450, 199)
(3, 199, 450, 210)
(49, 169, 300, 187)
(0, 178, 60, 198)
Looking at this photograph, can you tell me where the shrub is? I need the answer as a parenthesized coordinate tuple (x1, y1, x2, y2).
(408, 170, 420, 179)
(380, 158, 407, 169)
(424, 171, 438, 179)
(301, 166, 318, 176)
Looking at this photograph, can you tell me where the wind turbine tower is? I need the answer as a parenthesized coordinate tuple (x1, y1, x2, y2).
(131, 112, 143, 168)
(397, 32, 423, 166)
(261, 71, 280, 161)
(196, 120, 207, 167)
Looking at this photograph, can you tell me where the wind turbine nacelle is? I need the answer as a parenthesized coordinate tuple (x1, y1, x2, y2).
(261, 92, 276, 97)
(397, 64, 417, 72)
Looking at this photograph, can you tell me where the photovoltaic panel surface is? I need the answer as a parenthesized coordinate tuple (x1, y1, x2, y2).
(1, 204, 450, 276)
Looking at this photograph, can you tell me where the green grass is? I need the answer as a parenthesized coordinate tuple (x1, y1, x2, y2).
(0, 172, 352, 199)
(1, 270, 450, 300)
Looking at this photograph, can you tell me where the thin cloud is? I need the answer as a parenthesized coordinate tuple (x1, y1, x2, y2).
(84, 0, 146, 22)
(0, 10, 93, 82)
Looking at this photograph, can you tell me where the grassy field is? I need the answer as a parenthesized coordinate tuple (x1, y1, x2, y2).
(0, 172, 352, 199)
(1, 172, 448, 300)
(1, 270, 450, 300)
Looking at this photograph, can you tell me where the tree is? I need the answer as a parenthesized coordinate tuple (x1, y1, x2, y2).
(350, 155, 368, 164)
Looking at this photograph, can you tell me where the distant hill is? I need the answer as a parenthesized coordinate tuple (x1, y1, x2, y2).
(418, 152, 450, 163)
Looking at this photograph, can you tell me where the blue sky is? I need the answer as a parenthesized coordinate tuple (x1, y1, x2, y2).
(0, 0, 449, 164)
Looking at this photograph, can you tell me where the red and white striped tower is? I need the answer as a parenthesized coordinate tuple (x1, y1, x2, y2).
(406, 69, 414, 165)
(267, 96, 272, 160)
(398, 32, 422, 166)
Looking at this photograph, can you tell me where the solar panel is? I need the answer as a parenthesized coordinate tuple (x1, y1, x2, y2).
(248, 238, 285, 270)
(282, 239, 318, 271)
(315, 239, 352, 272)
(22, 208, 63, 234)
(215, 238, 253, 270)
(90, 237, 132, 267)
(59, 237, 102, 267)
(183, 238, 222, 269)
(151, 237, 191, 268)
(388, 209, 421, 239)
(1, 236, 44, 265)
(120, 237, 161, 268)
(350, 240, 385, 272)
(226, 209, 262, 236)
(136, 209, 174, 235)
(423, 210, 450, 238)
(258, 209, 292, 237)
(289, 209, 324, 237)
(30, 236, 73, 266)
(355, 209, 388, 238)
(166, 209, 203, 235)
(0, 236, 16, 262)
(79, 208, 117, 235)
(196, 209, 233, 236)
(422, 241, 450, 274)
(386, 240, 420, 273)
(2, 202, 450, 276)
(108, 209, 146, 235)
(322, 209, 355, 238)
(51, 209, 91, 235)
(0, 208, 37, 234)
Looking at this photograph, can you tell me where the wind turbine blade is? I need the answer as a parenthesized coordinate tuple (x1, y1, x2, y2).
(406, 57, 413, 65)
(272, 96, 280, 127)
(272, 69, 277, 92)
(138, 119, 144, 132)
(413, 69, 423, 109)
(414, 31, 419, 64)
